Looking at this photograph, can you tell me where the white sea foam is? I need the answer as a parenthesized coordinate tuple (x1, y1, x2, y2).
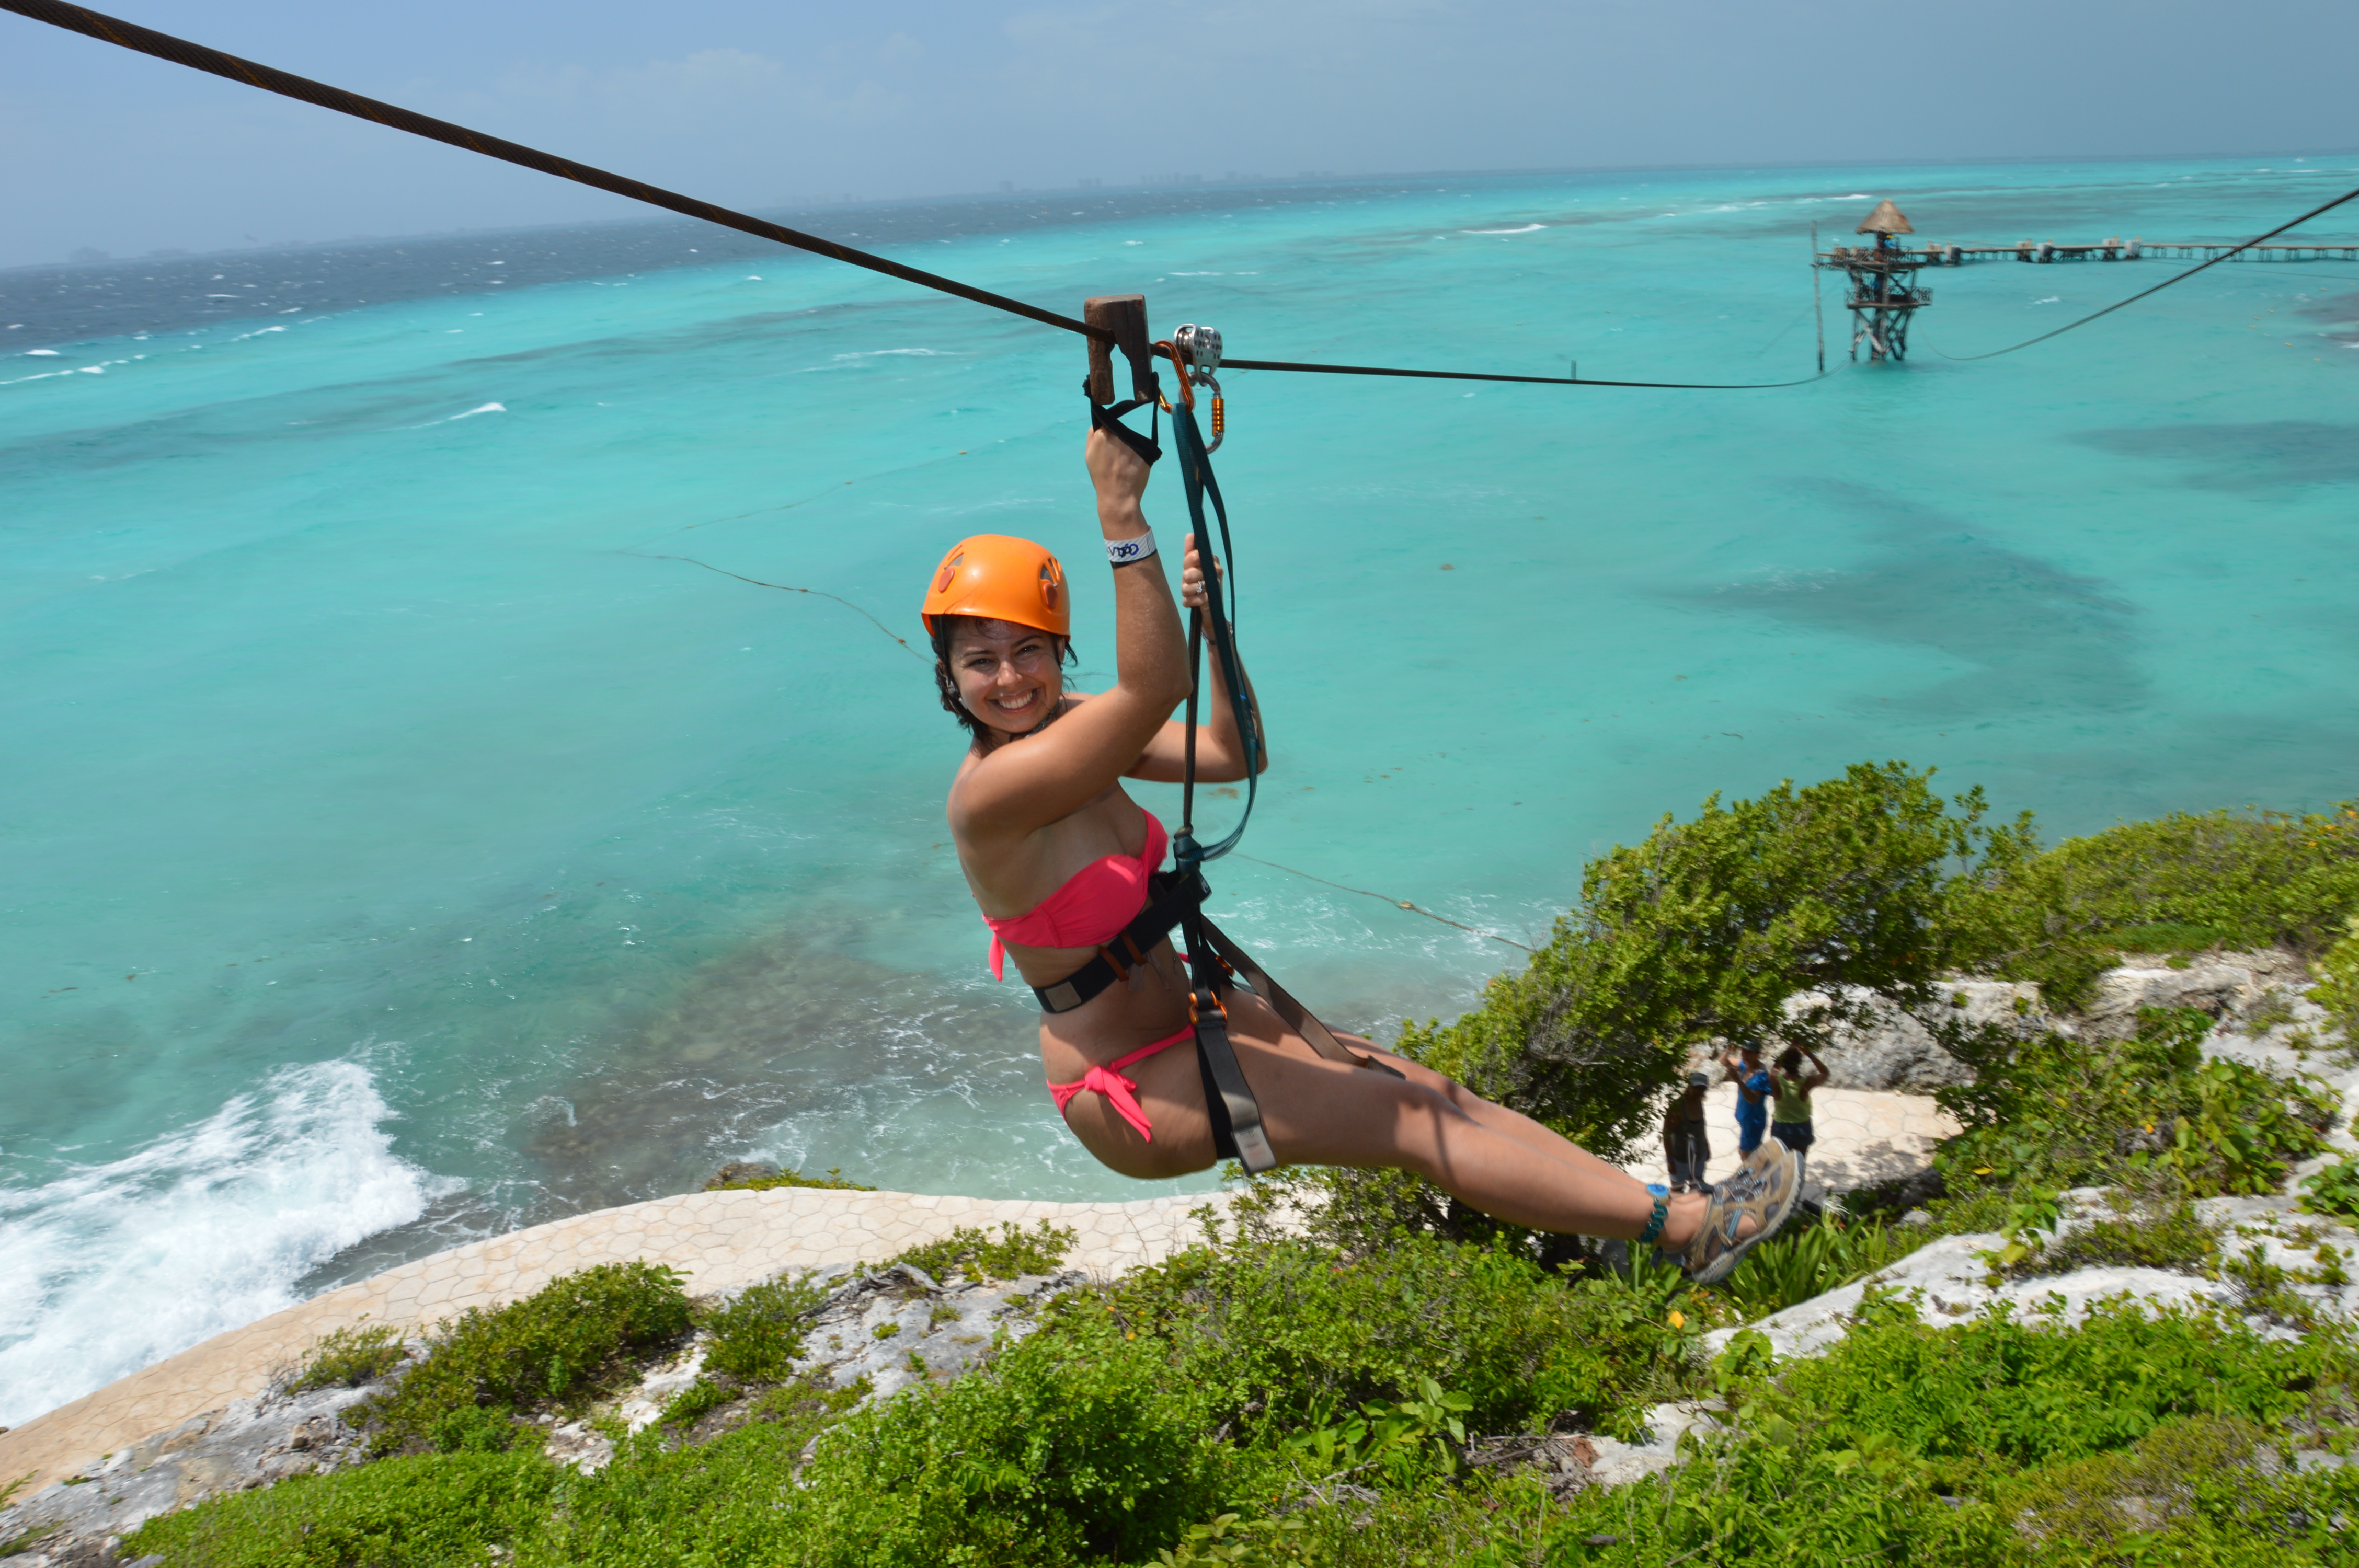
(449, 402, 506, 420)
(1462, 224, 1545, 235)
(227, 325, 288, 343)
(25, 348, 60, 356)
(0, 1060, 450, 1428)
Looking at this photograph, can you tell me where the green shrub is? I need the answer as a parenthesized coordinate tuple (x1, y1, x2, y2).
(2300, 1152, 2359, 1220)
(1969, 803, 2359, 1005)
(1937, 1006, 2332, 1198)
(2312, 916, 2359, 1046)
(283, 1323, 406, 1393)
(356, 1261, 692, 1456)
(1398, 763, 2035, 1162)
(887, 1220, 1078, 1283)
(123, 1450, 558, 1567)
(654, 1375, 735, 1431)
(517, 1378, 871, 1567)
(702, 1271, 828, 1382)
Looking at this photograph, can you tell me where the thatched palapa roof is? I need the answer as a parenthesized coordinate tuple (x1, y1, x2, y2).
(1857, 199, 1914, 235)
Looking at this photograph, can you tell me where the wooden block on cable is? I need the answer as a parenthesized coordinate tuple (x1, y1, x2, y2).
(1085, 294, 1156, 406)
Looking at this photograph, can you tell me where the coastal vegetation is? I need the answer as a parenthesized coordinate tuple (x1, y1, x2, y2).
(114, 765, 2359, 1566)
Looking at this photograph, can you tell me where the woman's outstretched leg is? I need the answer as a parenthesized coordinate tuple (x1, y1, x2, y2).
(1235, 1033, 1744, 1251)
(1337, 1033, 1640, 1189)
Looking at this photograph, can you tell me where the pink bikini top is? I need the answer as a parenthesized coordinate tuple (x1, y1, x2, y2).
(981, 812, 1168, 981)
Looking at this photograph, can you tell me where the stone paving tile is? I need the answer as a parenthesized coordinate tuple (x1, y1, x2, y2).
(0, 1089, 1948, 1496)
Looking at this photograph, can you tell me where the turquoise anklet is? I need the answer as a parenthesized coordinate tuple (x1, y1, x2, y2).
(1635, 1193, 1669, 1247)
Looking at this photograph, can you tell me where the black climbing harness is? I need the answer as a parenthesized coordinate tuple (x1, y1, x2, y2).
(1056, 334, 1400, 1175)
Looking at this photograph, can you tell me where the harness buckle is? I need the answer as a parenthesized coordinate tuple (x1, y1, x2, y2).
(1188, 986, 1226, 1026)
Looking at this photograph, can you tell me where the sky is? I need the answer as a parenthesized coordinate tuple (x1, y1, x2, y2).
(2, 0, 2356, 269)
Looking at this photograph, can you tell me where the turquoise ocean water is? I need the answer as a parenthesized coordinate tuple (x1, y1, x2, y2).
(4, 156, 2355, 1423)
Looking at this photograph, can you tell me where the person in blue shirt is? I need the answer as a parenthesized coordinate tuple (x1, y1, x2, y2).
(1721, 1041, 1774, 1158)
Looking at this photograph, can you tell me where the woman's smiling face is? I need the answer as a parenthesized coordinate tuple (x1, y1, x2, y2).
(947, 617, 1064, 735)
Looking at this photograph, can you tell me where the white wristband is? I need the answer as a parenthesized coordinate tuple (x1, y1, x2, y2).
(1105, 531, 1157, 566)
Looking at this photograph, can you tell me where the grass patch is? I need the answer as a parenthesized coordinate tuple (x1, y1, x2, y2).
(283, 1323, 406, 1393)
(1553, 1296, 2359, 1564)
(2006, 1195, 2222, 1279)
(885, 1220, 1078, 1283)
(1716, 1211, 1922, 1319)
(352, 1261, 692, 1456)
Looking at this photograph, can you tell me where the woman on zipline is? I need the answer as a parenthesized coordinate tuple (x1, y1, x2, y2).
(927, 428, 1798, 1281)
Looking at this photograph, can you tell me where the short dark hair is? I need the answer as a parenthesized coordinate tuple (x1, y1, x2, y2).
(1775, 1046, 1804, 1075)
(930, 615, 1077, 744)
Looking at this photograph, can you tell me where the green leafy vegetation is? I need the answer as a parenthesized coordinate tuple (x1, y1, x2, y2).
(1937, 1006, 2331, 1198)
(885, 1220, 1079, 1283)
(2313, 916, 2359, 1047)
(352, 1261, 692, 1456)
(283, 1323, 406, 1393)
(2003, 1192, 2223, 1279)
(700, 1270, 828, 1382)
(1555, 1296, 2359, 1564)
(707, 1165, 878, 1193)
(1719, 1212, 1917, 1318)
(1964, 801, 2359, 1005)
(124, 1451, 559, 1567)
(2301, 1152, 2359, 1221)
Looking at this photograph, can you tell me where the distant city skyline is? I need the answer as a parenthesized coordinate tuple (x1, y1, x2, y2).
(4, 0, 2356, 270)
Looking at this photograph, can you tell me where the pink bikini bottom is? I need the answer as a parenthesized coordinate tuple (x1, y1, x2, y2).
(1046, 1024, 1195, 1142)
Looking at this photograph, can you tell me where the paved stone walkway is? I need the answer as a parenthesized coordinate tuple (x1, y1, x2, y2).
(0, 1186, 1217, 1497)
(1621, 1085, 1959, 1198)
(0, 1087, 1953, 1497)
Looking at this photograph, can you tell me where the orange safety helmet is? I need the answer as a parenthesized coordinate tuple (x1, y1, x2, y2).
(920, 534, 1069, 639)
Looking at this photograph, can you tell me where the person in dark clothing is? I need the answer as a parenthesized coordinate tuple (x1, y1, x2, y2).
(1662, 1072, 1713, 1192)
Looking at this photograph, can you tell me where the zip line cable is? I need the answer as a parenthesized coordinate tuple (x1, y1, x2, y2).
(1937, 179, 2359, 361)
(7, 0, 1820, 393)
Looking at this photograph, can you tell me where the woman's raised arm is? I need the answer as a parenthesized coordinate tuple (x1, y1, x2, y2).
(950, 429, 1194, 839)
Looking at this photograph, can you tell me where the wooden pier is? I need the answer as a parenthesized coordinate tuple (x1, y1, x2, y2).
(1819, 237, 2359, 267)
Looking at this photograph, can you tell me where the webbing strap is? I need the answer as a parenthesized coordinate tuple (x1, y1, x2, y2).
(1168, 401, 1261, 862)
(1086, 390, 1162, 467)
(1188, 986, 1276, 1173)
(1193, 914, 1404, 1079)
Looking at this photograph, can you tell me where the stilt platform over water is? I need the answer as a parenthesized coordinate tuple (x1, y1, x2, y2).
(1811, 197, 2359, 365)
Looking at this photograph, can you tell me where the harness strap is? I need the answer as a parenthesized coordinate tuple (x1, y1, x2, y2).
(1192, 913, 1404, 1079)
(1187, 983, 1277, 1173)
(1031, 867, 1207, 1014)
